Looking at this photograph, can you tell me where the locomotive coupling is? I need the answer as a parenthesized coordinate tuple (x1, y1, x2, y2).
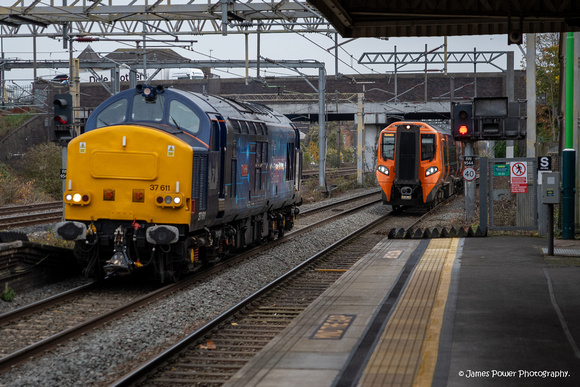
(146, 225, 180, 245)
(400, 186, 413, 197)
(55, 221, 87, 241)
(104, 251, 132, 277)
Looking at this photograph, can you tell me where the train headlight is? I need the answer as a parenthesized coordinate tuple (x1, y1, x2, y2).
(377, 165, 389, 176)
(155, 193, 185, 208)
(64, 191, 92, 206)
(425, 166, 439, 177)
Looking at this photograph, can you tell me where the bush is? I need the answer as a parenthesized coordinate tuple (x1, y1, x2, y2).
(16, 142, 62, 199)
(1, 284, 16, 302)
(0, 149, 57, 206)
(0, 167, 53, 205)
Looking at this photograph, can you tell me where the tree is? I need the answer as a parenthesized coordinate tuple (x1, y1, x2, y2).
(302, 122, 354, 168)
(523, 33, 561, 144)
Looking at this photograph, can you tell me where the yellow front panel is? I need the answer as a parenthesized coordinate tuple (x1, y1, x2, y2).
(64, 125, 193, 225)
(91, 151, 157, 180)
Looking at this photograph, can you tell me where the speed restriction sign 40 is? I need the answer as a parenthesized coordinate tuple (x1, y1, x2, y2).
(463, 167, 476, 181)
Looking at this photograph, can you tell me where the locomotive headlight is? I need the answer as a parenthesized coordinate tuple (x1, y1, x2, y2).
(377, 165, 389, 176)
(425, 166, 439, 177)
(64, 191, 92, 206)
(155, 194, 185, 208)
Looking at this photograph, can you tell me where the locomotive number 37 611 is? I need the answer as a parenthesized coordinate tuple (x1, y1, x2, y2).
(149, 184, 171, 191)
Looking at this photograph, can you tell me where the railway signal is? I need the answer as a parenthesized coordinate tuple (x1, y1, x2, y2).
(53, 93, 72, 125)
(452, 103, 473, 141)
(53, 93, 73, 143)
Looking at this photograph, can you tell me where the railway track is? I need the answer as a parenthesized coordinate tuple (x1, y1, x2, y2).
(302, 167, 357, 179)
(0, 202, 62, 230)
(0, 193, 382, 375)
(111, 200, 441, 386)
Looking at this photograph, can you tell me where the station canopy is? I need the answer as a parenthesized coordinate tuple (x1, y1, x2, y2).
(306, 0, 580, 38)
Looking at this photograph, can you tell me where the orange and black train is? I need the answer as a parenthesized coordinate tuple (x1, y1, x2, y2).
(376, 121, 464, 210)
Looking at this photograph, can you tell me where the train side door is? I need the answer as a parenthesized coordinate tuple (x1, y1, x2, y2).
(442, 136, 450, 180)
(210, 114, 228, 217)
(293, 127, 302, 193)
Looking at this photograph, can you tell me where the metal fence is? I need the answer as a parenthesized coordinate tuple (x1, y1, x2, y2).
(479, 157, 539, 232)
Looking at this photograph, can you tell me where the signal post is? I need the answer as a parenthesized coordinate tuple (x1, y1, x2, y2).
(452, 98, 527, 228)
(452, 103, 477, 221)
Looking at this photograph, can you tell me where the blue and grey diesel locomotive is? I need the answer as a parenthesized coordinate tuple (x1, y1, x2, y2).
(56, 85, 302, 281)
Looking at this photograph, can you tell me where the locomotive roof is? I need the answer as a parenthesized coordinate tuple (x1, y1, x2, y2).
(163, 88, 289, 125)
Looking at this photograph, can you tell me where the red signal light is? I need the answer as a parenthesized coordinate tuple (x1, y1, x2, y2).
(54, 115, 68, 124)
(458, 125, 469, 135)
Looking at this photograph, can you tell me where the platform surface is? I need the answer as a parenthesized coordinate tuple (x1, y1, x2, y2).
(225, 236, 580, 387)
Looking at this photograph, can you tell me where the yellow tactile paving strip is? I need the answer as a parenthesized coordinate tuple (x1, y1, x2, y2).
(358, 238, 459, 387)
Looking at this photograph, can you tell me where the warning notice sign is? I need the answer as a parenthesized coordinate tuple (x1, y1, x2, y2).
(510, 161, 527, 193)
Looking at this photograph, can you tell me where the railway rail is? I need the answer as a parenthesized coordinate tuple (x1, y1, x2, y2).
(302, 167, 357, 179)
(112, 199, 442, 386)
(0, 192, 382, 374)
(0, 202, 62, 230)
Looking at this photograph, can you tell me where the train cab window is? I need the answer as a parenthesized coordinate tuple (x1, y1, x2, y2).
(132, 94, 164, 122)
(96, 98, 127, 128)
(381, 134, 395, 160)
(421, 134, 436, 161)
(169, 100, 201, 134)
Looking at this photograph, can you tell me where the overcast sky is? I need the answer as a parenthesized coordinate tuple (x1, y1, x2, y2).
(2, 31, 525, 83)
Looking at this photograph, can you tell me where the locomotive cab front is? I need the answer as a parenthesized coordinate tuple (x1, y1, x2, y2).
(376, 122, 446, 209)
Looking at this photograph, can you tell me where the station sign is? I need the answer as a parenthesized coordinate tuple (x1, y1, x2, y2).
(510, 161, 527, 193)
(493, 164, 509, 176)
(538, 156, 552, 171)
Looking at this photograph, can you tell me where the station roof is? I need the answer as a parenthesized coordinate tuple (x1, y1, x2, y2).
(306, 0, 580, 38)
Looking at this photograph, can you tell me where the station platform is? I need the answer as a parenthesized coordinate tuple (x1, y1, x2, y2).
(225, 236, 580, 387)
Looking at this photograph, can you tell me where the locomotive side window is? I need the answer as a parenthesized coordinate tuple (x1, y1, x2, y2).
(211, 121, 220, 151)
(381, 134, 395, 160)
(286, 142, 295, 181)
(421, 134, 436, 161)
(169, 100, 201, 134)
(132, 94, 164, 122)
(96, 98, 127, 128)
